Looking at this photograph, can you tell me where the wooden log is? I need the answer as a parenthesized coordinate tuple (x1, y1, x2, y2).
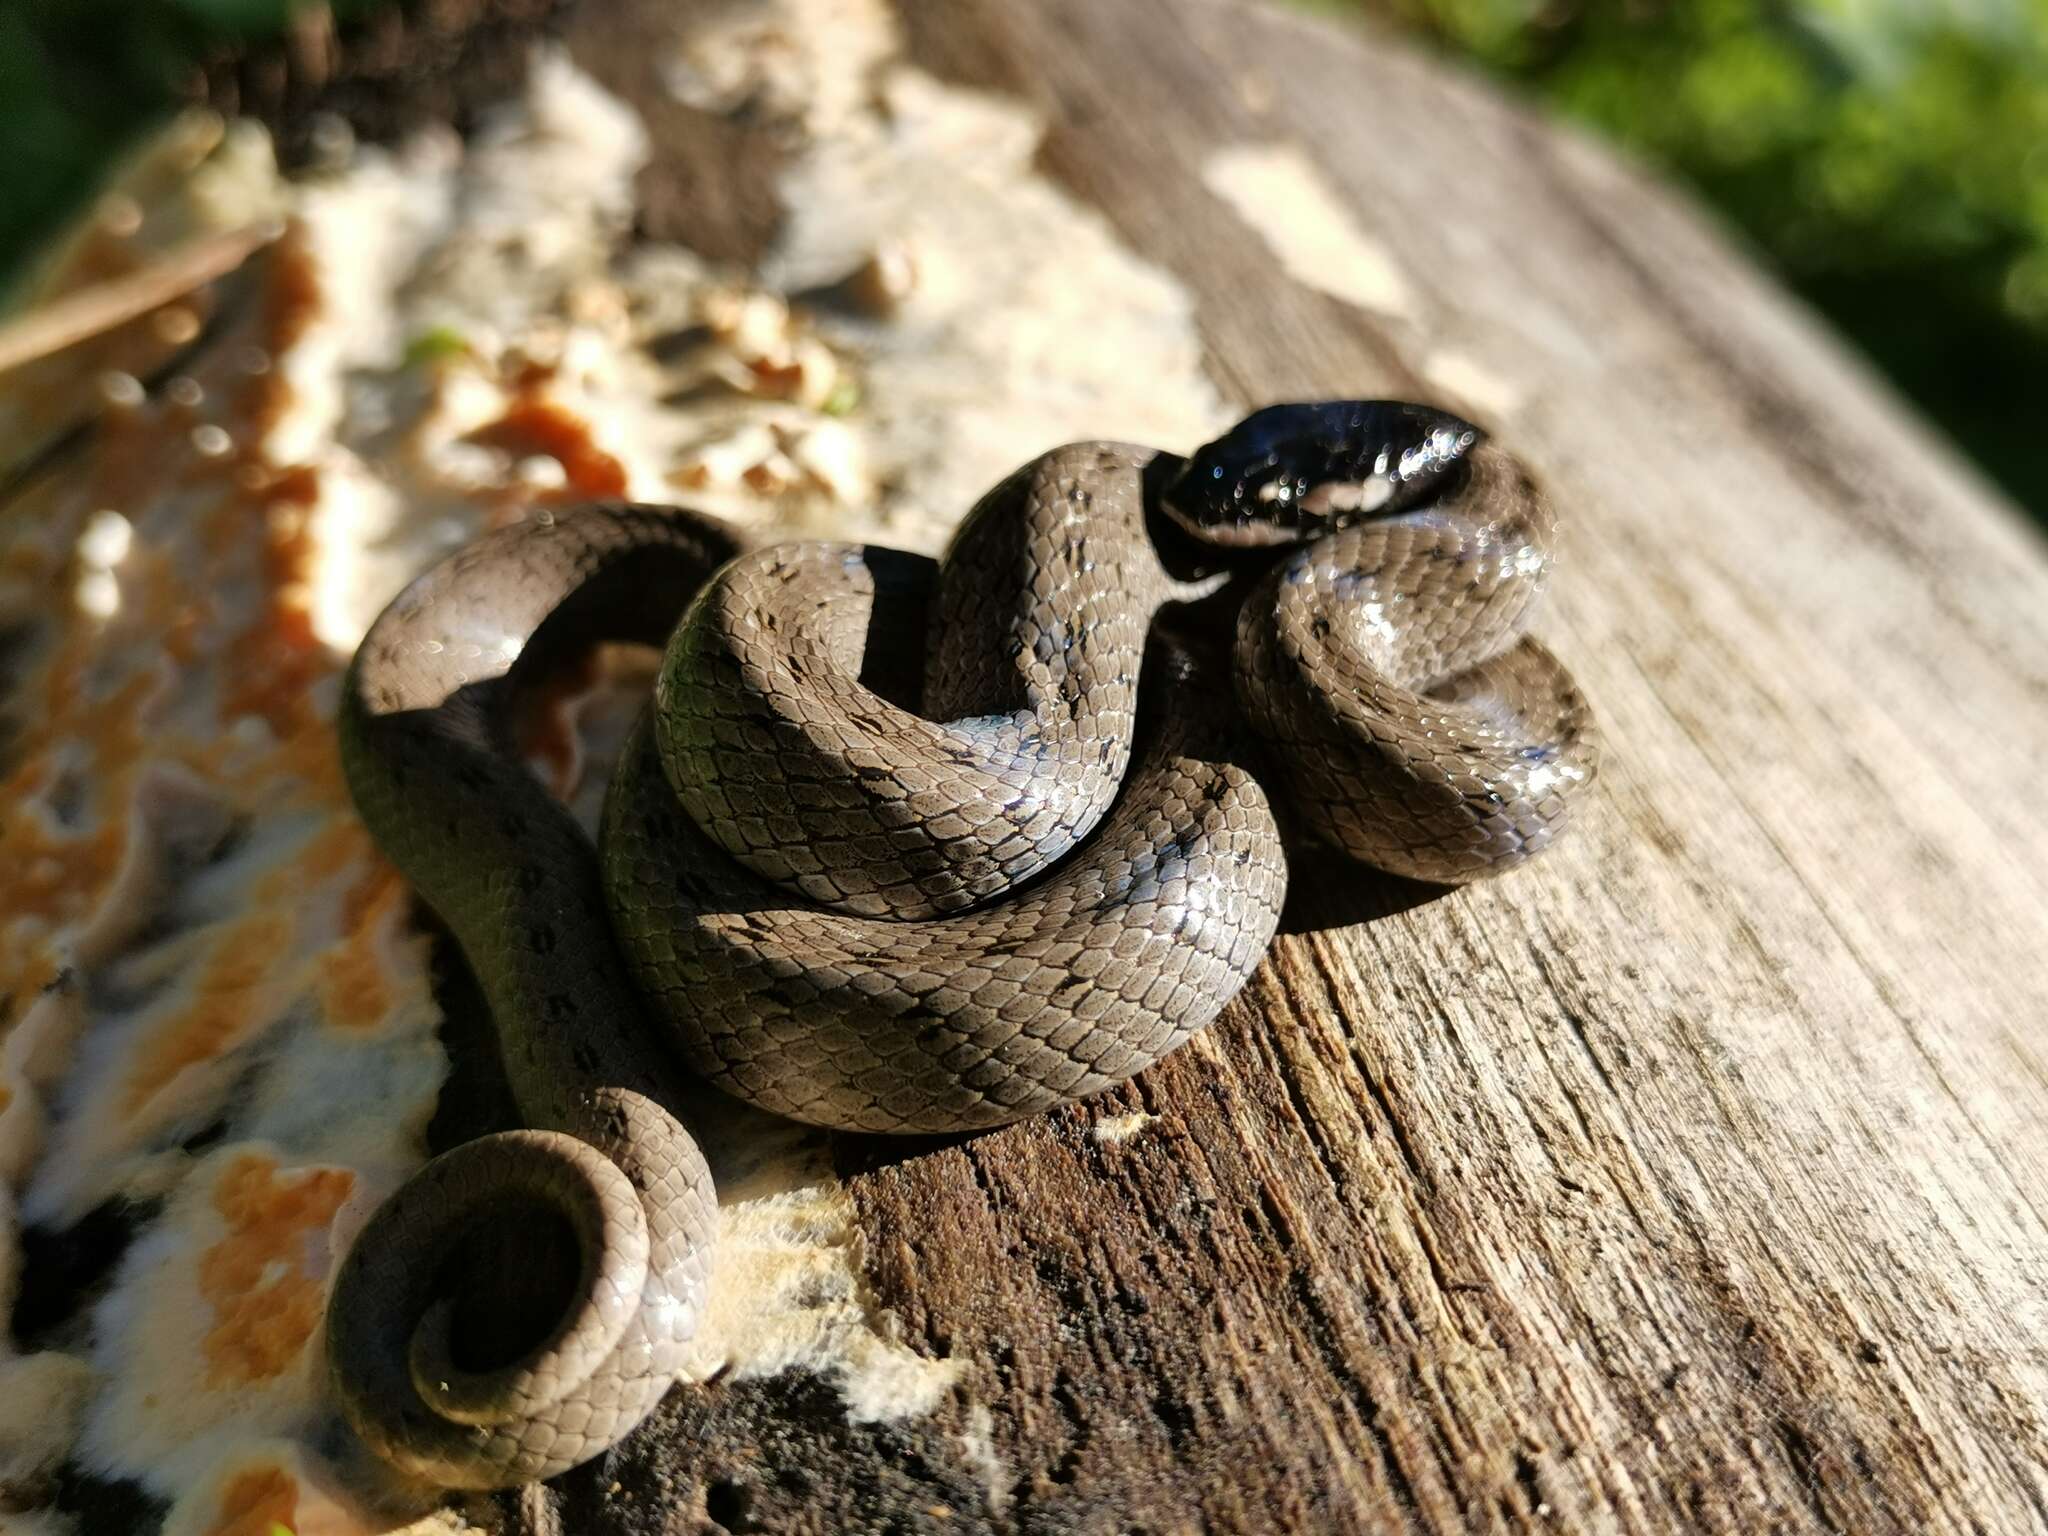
(7, 0, 2047, 1532)
(510, 2, 2048, 1531)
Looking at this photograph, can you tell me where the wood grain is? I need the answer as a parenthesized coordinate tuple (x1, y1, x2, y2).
(225, 0, 2048, 1529)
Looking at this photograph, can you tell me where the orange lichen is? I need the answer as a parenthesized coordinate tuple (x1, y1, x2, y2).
(293, 813, 411, 1031)
(197, 1153, 354, 1389)
(291, 818, 369, 888)
(316, 872, 406, 1032)
(219, 463, 331, 742)
(244, 227, 322, 432)
(505, 349, 560, 392)
(99, 397, 200, 506)
(0, 244, 362, 1062)
(0, 946, 62, 1039)
(205, 1463, 298, 1536)
(315, 932, 392, 1032)
(5, 815, 126, 937)
(0, 659, 155, 1031)
(264, 721, 353, 808)
(120, 912, 294, 1118)
(512, 645, 606, 798)
(472, 394, 629, 499)
(4, 638, 152, 800)
(174, 228, 348, 797)
(338, 857, 401, 933)
(747, 356, 810, 398)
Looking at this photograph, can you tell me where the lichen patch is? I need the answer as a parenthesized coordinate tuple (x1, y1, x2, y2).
(1, 0, 1228, 1517)
(79, 1147, 354, 1491)
(1092, 1110, 1160, 1144)
(197, 1153, 356, 1389)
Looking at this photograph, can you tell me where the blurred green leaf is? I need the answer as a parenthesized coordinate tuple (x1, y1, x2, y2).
(820, 376, 862, 417)
(0, 0, 345, 299)
(3, 0, 2045, 511)
(403, 325, 473, 368)
(1366, 0, 2048, 511)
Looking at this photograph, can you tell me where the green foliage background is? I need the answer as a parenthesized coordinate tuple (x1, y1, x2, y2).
(1359, 0, 2048, 515)
(0, 0, 378, 288)
(2, 0, 2041, 513)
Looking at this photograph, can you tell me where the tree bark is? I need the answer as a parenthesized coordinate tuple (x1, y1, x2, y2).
(21, 0, 2048, 1532)
(498, 2, 2048, 1532)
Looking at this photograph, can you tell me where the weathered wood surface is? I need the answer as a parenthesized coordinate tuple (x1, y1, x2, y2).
(182, 0, 2048, 1530)
(368, 1, 2048, 1532)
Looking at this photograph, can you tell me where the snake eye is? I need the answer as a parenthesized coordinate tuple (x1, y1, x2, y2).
(1164, 401, 1483, 543)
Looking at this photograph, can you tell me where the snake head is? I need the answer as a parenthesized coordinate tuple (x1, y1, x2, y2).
(1162, 401, 1483, 545)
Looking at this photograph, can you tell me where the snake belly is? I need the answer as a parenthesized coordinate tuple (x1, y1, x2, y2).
(326, 404, 1598, 1489)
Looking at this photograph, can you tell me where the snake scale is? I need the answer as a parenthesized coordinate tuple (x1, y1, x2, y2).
(326, 402, 1598, 1487)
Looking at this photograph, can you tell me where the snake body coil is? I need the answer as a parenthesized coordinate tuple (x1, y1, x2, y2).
(327, 403, 1596, 1487)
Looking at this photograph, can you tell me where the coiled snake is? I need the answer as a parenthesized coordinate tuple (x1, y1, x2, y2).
(325, 402, 1597, 1487)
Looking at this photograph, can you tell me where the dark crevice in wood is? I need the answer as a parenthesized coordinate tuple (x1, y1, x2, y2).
(197, 0, 574, 170)
(9, 1197, 161, 1351)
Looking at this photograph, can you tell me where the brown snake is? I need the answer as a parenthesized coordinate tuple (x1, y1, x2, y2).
(325, 402, 1597, 1487)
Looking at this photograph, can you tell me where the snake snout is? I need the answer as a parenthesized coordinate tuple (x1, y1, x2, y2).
(1163, 399, 1483, 545)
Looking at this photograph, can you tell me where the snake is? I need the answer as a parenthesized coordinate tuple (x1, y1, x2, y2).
(324, 401, 1597, 1488)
